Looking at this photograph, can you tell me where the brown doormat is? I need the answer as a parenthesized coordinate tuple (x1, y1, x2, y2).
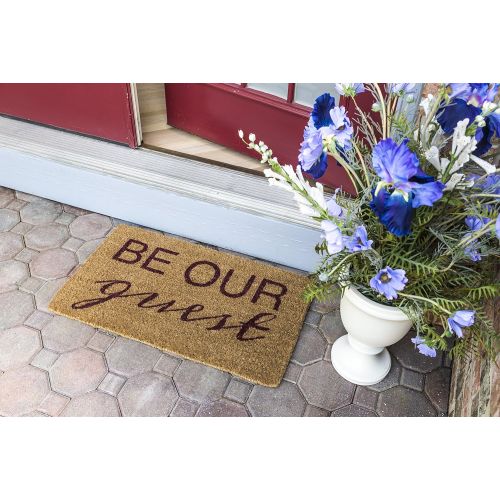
(49, 225, 310, 387)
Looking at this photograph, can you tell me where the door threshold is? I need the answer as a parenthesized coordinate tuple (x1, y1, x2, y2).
(0, 116, 321, 271)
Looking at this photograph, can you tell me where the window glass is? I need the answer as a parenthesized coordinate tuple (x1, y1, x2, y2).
(247, 83, 288, 100)
(294, 83, 338, 107)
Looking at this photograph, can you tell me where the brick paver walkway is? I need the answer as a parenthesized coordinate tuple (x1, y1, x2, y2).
(0, 186, 451, 416)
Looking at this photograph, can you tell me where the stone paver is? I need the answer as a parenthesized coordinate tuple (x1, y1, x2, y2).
(0, 260, 29, 292)
(0, 290, 34, 329)
(61, 391, 120, 417)
(291, 325, 327, 366)
(30, 349, 60, 371)
(98, 372, 126, 396)
(298, 360, 355, 411)
(16, 191, 43, 203)
(353, 386, 379, 410)
(118, 372, 178, 417)
(50, 348, 107, 397)
(390, 333, 442, 373)
(0, 365, 50, 416)
(19, 276, 45, 294)
(86, 331, 115, 352)
(70, 214, 112, 241)
(76, 239, 104, 264)
(11, 222, 33, 235)
(0, 326, 41, 371)
(304, 405, 330, 417)
(170, 398, 199, 417)
(311, 296, 340, 314)
(63, 204, 90, 216)
(7, 199, 26, 211)
(54, 212, 76, 226)
(304, 309, 321, 326)
(106, 337, 162, 377)
(62, 237, 84, 252)
(377, 386, 437, 417)
(332, 405, 378, 417)
(154, 353, 181, 377)
(224, 378, 253, 404)
(0, 208, 20, 231)
(24, 310, 53, 330)
(247, 381, 307, 417)
(41, 315, 95, 353)
(30, 248, 77, 279)
(283, 362, 302, 383)
(196, 399, 248, 417)
(425, 368, 451, 413)
(14, 247, 39, 263)
(0, 233, 24, 261)
(174, 360, 230, 404)
(319, 309, 347, 344)
(25, 223, 69, 251)
(20, 199, 62, 225)
(0, 190, 453, 417)
(35, 277, 68, 312)
(401, 369, 425, 391)
(367, 358, 402, 392)
(0, 187, 14, 208)
(38, 392, 70, 416)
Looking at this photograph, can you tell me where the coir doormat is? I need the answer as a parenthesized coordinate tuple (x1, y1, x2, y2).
(49, 225, 310, 387)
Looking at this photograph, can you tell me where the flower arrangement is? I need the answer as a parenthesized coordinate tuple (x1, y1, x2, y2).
(239, 83, 500, 359)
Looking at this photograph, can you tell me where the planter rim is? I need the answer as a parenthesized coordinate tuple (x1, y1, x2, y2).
(344, 286, 411, 322)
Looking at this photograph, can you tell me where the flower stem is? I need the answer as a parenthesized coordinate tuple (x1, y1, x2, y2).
(398, 292, 452, 315)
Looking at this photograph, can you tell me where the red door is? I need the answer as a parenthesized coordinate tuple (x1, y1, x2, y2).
(165, 83, 376, 194)
(0, 83, 138, 147)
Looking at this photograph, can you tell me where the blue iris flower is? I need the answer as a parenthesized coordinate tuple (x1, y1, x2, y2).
(369, 139, 445, 236)
(298, 119, 328, 178)
(437, 83, 500, 156)
(298, 93, 353, 179)
(311, 93, 336, 128)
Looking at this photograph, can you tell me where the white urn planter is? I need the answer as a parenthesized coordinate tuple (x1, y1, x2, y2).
(331, 287, 412, 386)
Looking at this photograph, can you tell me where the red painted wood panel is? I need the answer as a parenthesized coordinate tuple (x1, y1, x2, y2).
(165, 83, 377, 194)
(0, 84, 137, 147)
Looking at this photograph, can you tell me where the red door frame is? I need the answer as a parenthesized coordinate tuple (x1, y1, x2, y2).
(165, 83, 376, 194)
(0, 83, 138, 147)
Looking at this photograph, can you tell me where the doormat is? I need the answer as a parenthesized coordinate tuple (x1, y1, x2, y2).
(49, 225, 310, 387)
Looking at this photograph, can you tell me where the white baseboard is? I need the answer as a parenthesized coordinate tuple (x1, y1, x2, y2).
(0, 116, 321, 271)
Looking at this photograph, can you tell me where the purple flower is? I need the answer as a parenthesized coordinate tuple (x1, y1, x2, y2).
(464, 243, 482, 262)
(411, 336, 437, 357)
(299, 119, 328, 179)
(322, 106, 354, 150)
(387, 83, 416, 95)
(311, 93, 336, 129)
(334, 83, 365, 97)
(496, 215, 500, 241)
(326, 188, 344, 219)
(321, 220, 344, 255)
(370, 139, 444, 236)
(438, 83, 500, 156)
(477, 173, 500, 195)
(465, 215, 490, 231)
(463, 216, 490, 262)
(369, 266, 408, 300)
(447, 83, 499, 107)
(447, 310, 475, 338)
(344, 225, 373, 252)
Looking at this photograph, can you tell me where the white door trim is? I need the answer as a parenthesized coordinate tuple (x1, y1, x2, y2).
(0, 116, 321, 271)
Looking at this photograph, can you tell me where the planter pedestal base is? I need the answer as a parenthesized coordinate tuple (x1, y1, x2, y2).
(331, 334, 391, 386)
